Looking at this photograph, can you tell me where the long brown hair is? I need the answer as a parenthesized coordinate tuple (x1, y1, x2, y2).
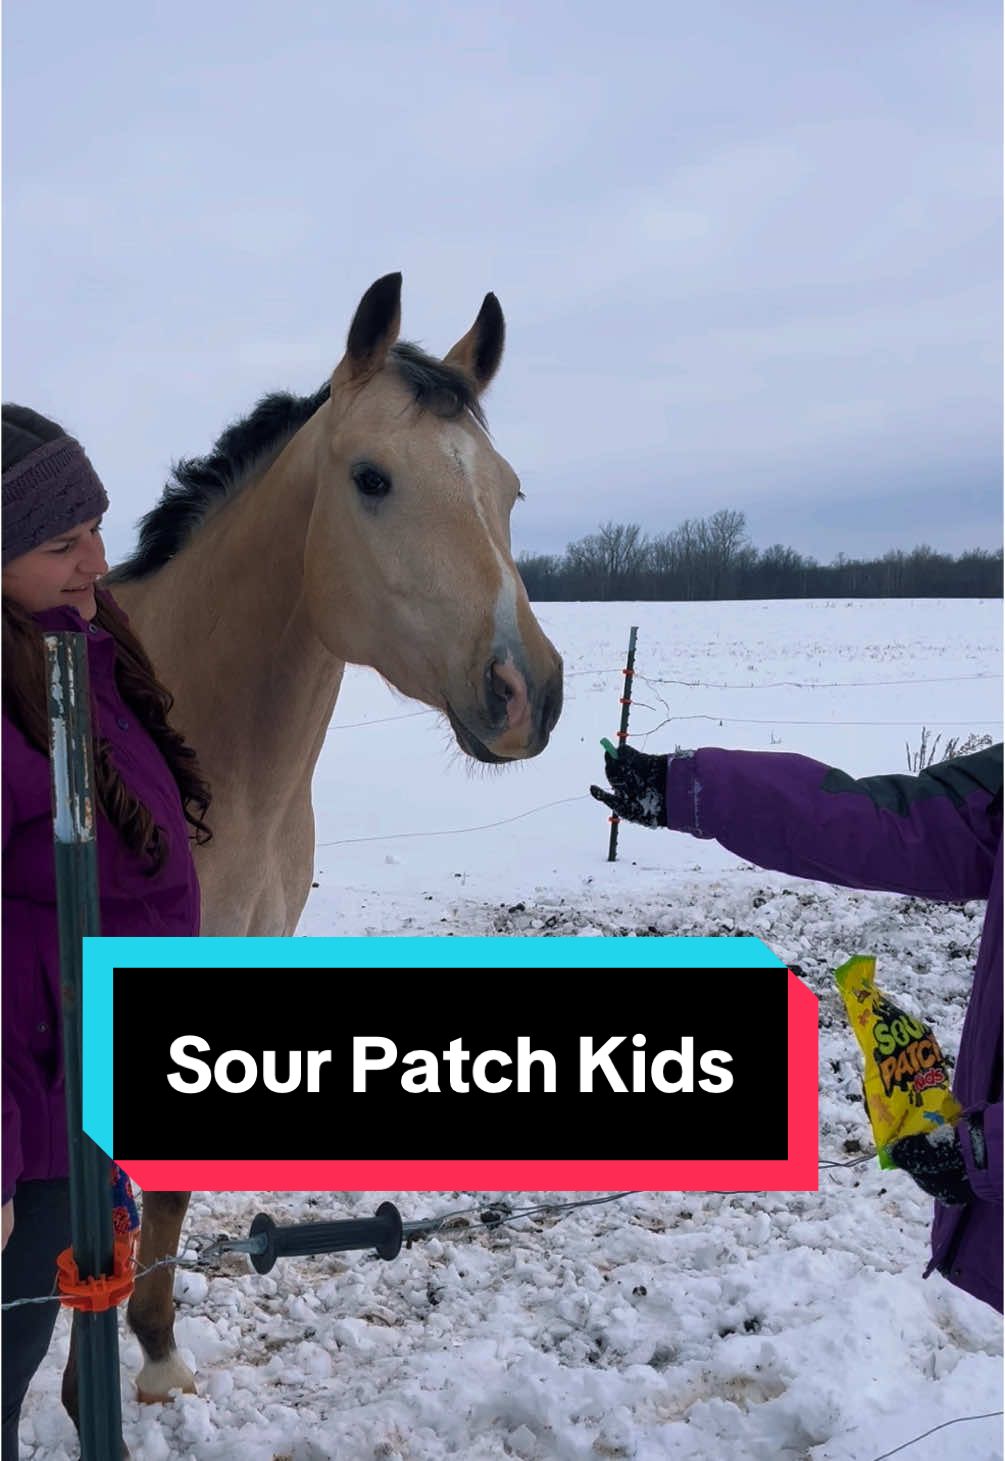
(2, 591, 211, 873)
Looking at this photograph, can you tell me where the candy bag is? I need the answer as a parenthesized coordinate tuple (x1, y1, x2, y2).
(835, 954, 962, 1169)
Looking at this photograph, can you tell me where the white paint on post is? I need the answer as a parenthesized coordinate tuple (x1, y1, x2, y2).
(44, 635, 96, 845)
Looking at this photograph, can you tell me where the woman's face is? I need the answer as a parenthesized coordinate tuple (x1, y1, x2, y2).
(2, 516, 108, 620)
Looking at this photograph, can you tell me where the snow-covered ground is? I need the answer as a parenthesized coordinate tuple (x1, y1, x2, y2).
(21, 599, 1004, 1460)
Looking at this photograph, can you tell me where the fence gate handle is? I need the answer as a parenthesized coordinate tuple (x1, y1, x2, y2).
(247, 1202, 403, 1273)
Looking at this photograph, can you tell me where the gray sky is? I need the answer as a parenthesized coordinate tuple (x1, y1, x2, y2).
(4, 0, 1001, 567)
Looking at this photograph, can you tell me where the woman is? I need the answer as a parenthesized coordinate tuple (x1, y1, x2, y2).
(592, 740, 1002, 1313)
(1, 405, 211, 1457)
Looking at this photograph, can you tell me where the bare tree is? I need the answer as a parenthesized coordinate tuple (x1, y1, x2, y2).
(563, 521, 648, 598)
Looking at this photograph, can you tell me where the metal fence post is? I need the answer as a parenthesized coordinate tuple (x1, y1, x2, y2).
(607, 625, 639, 862)
(44, 632, 124, 1460)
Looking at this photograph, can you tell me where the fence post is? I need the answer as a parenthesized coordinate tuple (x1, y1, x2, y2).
(607, 625, 639, 862)
(44, 632, 124, 1460)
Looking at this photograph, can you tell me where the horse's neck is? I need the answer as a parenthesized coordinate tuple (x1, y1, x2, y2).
(115, 449, 345, 807)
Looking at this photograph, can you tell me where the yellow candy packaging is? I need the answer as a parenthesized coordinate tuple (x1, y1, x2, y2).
(835, 954, 962, 1168)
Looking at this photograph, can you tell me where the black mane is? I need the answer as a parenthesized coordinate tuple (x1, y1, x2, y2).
(111, 343, 485, 582)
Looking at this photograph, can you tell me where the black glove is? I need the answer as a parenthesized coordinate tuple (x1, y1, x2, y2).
(589, 744, 668, 828)
(889, 1124, 973, 1207)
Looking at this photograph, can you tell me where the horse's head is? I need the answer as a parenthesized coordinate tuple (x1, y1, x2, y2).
(301, 273, 563, 762)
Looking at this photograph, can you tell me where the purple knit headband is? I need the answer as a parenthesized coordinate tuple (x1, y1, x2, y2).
(1, 436, 109, 566)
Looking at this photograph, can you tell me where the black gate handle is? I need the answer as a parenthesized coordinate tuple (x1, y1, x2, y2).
(247, 1202, 403, 1273)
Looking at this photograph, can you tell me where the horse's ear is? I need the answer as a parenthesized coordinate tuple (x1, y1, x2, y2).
(336, 273, 403, 383)
(444, 293, 505, 393)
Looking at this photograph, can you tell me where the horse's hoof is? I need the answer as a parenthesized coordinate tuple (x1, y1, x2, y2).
(136, 1380, 198, 1405)
(135, 1352, 197, 1404)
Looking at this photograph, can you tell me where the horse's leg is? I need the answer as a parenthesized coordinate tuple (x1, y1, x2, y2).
(127, 1190, 197, 1402)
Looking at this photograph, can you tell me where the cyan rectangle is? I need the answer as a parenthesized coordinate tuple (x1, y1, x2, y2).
(82, 935, 785, 1162)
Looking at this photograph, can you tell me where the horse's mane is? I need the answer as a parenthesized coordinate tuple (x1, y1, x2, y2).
(110, 342, 486, 582)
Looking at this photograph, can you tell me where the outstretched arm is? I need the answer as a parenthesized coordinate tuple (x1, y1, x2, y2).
(591, 743, 1001, 901)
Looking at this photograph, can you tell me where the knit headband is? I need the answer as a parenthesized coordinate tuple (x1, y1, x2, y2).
(2, 435, 109, 566)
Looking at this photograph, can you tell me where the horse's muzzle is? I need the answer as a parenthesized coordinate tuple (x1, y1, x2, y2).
(447, 657, 563, 762)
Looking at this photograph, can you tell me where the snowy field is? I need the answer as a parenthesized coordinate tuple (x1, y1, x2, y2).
(21, 598, 1004, 1461)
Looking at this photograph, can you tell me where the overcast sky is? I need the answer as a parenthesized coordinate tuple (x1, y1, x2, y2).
(4, 0, 1001, 566)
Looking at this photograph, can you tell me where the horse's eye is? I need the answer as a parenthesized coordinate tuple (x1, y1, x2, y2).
(352, 463, 392, 499)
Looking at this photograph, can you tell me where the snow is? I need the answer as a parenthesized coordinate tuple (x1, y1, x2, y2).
(19, 598, 1003, 1460)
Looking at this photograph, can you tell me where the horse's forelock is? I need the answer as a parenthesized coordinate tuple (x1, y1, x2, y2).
(389, 342, 487, 430)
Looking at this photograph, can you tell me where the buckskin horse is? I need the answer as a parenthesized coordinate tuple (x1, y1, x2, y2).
(63, 274, 563, 1420)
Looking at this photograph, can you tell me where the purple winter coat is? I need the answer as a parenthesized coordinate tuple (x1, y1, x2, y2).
(2, 594, 200, 1202)
(665, 745, 1003, 1313)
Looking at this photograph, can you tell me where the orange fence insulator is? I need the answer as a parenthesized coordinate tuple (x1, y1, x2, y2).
(56, 1233, 137, 1313)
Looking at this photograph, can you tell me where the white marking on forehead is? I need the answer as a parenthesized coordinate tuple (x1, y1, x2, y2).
(446, 427, 480, 483)
(440, 422, 521, 652)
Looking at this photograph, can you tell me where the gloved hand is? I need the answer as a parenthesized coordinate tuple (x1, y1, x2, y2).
(589, 743, 668, 828)
(888, 1123, 974, 1207)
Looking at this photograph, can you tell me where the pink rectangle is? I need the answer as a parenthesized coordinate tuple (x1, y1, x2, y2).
(116, 1156, 816, 1192)
(118, 971, 819, 1194)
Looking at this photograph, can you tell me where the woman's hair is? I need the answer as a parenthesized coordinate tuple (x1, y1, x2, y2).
(2, 592, 212, 872)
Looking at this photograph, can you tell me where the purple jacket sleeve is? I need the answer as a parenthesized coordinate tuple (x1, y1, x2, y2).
(665, 747, 1001, 901)
(2, 776, 22, 1204)
(2, 1077, 21, 1206)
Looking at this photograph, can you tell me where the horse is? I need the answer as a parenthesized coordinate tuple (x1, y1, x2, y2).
(61, 274, 564, 1423)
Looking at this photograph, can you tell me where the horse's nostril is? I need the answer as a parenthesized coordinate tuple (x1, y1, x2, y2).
(486, 657, 531, 730)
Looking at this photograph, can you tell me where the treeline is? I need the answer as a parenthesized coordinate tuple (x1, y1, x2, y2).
(517, 511, 1003, 601)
